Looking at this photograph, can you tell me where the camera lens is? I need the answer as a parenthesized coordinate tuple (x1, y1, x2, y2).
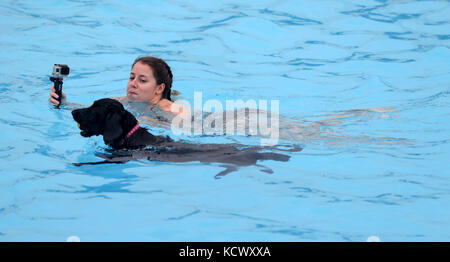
(61, 67, 69, 75)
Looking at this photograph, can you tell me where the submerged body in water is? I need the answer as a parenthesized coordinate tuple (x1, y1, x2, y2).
(125, 99, 410, 147)
(77, 142, 303, 178)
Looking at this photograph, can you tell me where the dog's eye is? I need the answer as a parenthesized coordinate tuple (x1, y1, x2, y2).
(87, 113, 96, 122)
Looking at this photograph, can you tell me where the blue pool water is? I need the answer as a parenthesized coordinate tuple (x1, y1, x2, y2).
(1, 0, 449, 241)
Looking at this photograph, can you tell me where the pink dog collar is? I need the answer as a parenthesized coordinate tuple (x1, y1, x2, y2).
(126, 123, 140, 139)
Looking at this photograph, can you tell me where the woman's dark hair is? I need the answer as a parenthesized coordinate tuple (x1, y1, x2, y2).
(132, 56, 173, 101)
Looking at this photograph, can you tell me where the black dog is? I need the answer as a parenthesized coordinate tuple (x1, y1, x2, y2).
(72, 98, 302, 178)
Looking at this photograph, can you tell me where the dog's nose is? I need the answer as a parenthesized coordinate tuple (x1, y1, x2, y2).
(71, 109, 79, 119)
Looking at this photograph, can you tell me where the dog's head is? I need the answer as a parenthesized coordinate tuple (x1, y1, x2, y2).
(72, 98, 138, 147)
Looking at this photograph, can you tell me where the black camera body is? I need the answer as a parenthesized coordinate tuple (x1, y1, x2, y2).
(50, 64, 70, 107)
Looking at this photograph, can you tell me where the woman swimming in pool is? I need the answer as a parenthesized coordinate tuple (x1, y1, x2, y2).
(49, 56, 185, 118)
(49, 57, 405, 145)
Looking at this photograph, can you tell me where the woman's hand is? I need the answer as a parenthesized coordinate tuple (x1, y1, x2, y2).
(49, 85, 67, 106)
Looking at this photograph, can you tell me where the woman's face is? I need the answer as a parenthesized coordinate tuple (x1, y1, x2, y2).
(127, 61, 165, 103)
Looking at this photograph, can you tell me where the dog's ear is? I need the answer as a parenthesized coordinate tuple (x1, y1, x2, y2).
(103, 111, 123, 145)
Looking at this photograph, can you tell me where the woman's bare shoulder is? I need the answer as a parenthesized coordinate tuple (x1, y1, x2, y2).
(157, 99, 173, 111)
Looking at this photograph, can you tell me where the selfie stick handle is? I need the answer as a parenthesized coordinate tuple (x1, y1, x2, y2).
(50, 77, 63, 108)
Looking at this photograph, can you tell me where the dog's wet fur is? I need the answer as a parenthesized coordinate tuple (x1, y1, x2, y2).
(72, 98, 302, 178)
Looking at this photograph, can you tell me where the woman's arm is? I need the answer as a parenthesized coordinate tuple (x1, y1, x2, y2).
(110, 96, 128, 102)
(49, 85, 89, 110)
(139, 115, 171, 129)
